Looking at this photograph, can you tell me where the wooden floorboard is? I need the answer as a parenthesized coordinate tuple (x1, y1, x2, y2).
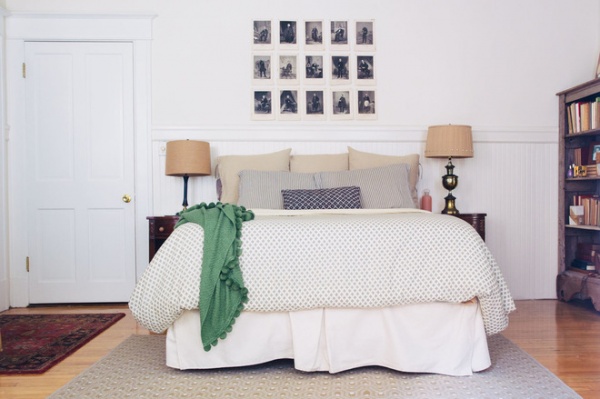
(501, 299, 600, 399)
(0, 300, 598, 399)
(0, 304, 150, 399)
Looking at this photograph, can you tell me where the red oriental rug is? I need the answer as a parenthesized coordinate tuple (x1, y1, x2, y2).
(0, 313, 125, 374)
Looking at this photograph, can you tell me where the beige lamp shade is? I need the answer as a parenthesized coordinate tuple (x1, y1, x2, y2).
(425, 125, 473, 159)
(165, 140, 211, 176)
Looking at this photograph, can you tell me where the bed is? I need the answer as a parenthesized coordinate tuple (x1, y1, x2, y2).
(129, 147, 515, 376)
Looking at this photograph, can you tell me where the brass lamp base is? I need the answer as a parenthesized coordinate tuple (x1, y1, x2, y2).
(441, 157, 460, 215)
(442, 193, 459, 215)
(181, 174, 190, 211)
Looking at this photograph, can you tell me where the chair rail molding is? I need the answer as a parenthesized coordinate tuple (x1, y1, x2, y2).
(152, 125, 557, 144)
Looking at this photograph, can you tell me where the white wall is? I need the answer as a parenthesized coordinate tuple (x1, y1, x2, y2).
(4, 0, 600, 300)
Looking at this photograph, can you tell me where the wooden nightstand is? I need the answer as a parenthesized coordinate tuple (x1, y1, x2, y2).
(453, 213, 487, 241)
(147, 216, 180, 262)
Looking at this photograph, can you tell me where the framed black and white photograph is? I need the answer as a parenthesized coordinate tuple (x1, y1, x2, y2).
(356, 55, 375, 84)
(305, 20, 324, 50)
(330, 21, 349, 50)
(279, 20, 298, 48)
(304, 55, 324, 84)
(331, 55, 350, 84)
(253, 20, 273, 49)
(250, 18, 377, 123)
(279, 55, 298, 84)
(588, 142, 600, 163)
(252, 90, 274, 120)
(252, 54, 272, 83)
(357, 89, 376, 119)
(355, 20, 375, 50)
(279, 89, 301, 120)
(305, 90, 325, 120)
(331, 89, 352, 120)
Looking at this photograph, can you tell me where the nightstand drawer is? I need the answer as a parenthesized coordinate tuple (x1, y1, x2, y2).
(149, 216, 178, 239)
(453, 213, 486, 241)
(147, 216, 179, 262)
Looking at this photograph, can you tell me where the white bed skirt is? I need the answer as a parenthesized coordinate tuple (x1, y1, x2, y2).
(166, 301, 491, 376)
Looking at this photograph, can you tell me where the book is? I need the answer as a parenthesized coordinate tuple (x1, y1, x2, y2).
(568, 266, 598, 275)
(567, 104, 574, 134)
(595, 98, 600, 129)
(576, 243, 600, 253)
(581, 102, 591, 131)
(571, 258, 596, 271)
(570, 195, 600, 226)
(567, 98, 600, 133)
(569, 205, 584, 225)
(592, 99, 600, 130)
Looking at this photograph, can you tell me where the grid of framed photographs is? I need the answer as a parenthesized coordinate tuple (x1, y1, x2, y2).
(252, 19, 376, 121)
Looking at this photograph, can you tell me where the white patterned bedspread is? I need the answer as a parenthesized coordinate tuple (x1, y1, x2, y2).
(130, 209, 515, 335)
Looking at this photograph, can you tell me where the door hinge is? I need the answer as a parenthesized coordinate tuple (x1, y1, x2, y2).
(26, 256, 30, 272)
(22, 63, 26, 78)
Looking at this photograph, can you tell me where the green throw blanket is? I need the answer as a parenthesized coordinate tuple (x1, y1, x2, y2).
(175, 202, 254, 351)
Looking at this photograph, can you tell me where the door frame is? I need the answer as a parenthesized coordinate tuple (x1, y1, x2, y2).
(0, 7, 8, 312)
(6, 14, 154, 307)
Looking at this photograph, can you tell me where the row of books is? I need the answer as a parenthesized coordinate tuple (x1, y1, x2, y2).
(570, 243, 600, 273)
(567, 98, 600, 134)
(569, 194, 600, 226)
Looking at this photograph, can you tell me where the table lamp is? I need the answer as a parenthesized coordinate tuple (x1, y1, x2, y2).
(165, 140, 211, 211)
(424, 125, 473, 215)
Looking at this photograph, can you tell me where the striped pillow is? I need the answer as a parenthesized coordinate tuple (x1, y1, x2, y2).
(316, 164, 415, 209)
(237, 170, 318, 209)
(282, 186, 362, 210)
(348, 147, 420, 207)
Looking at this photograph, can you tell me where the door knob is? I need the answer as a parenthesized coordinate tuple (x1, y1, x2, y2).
(122, 194, 132, 203)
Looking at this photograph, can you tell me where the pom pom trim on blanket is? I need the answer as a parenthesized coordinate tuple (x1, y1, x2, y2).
(176, 202, 254, 351)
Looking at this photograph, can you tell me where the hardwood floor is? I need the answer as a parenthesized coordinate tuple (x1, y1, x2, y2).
(0, 300, 598, 399)
(501, 299, 600, 399)
(0, 304, 151, 399)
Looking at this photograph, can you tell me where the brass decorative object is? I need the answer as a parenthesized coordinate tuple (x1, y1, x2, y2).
(425, 125, 473, 215)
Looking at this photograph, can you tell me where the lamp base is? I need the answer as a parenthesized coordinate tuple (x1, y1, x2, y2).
(181, 175, 190, 210)
(442, 192, 459, 215)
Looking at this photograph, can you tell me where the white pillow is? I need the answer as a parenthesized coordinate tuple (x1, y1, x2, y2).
(215, 149, 291, 204)
(238, 170, 318, 209)
(316, 164, 416, 209)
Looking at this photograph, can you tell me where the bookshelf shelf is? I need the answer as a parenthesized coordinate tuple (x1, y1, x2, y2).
(557, 77, 600, 311)
(566, 128, 600, 138)
(566, 176, 600, 182)
(565, 225, 600, 231)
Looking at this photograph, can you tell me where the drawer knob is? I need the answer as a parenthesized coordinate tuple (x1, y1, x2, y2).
(159, 226, 165, 232)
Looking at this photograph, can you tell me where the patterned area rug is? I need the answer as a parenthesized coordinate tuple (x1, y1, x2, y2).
(49, 334, 582, 399)
(0, 313, 125, 374)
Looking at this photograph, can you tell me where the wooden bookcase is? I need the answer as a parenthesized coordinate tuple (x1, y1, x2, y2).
(557, 78, 600, 311)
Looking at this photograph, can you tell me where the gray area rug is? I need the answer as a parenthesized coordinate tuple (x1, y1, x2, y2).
(49, 334, 581, 399)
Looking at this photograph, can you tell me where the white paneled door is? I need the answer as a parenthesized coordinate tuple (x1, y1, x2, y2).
(25, 42, 136, 303)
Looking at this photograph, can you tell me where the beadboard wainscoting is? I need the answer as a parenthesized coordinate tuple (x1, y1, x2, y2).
(151, 126, 557, 300)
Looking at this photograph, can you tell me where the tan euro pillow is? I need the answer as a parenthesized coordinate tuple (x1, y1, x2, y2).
(348, 146, 419, 206)
(290, 153, 349, 173)
(215, 148, 291, 204)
